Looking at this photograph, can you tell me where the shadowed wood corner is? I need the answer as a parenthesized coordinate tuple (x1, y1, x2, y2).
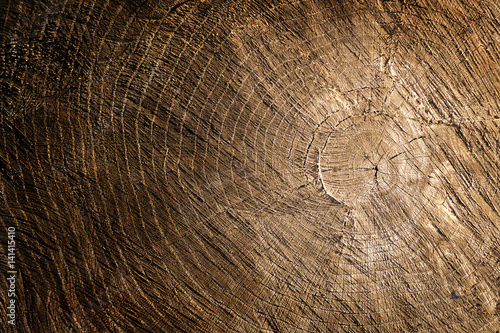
(1, 0, 500, 332)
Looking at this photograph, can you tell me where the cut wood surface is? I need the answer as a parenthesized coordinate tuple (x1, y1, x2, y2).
(1, 0, 500, 332)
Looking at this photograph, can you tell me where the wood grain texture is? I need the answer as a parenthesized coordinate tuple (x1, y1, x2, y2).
(1, 0, 500, 332)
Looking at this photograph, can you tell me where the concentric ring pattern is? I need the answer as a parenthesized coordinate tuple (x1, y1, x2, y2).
(1, 0, 500, 332)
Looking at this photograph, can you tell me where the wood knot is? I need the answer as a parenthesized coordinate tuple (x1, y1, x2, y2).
(318, 114, 430, 208)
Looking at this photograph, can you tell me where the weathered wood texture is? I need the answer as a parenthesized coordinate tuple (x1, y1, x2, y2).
(1, 0, 500, 331)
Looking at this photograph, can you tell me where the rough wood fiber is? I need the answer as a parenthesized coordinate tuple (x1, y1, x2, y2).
(1, 0, 500, 332)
